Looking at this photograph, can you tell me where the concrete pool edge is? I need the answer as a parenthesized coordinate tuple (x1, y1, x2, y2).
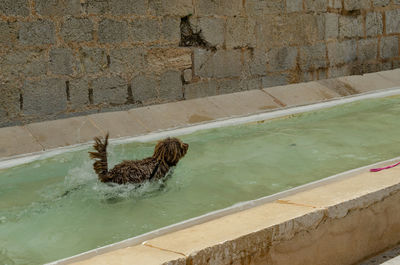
(47, 157, 400, 265)
(0, 68, 399, 161)
(1, 85, 400, 170)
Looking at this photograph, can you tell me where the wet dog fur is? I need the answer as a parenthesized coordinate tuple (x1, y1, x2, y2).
(89, 134, 189, 185)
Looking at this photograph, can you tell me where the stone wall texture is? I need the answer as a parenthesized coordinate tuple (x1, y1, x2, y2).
(0, 0, 399, 126)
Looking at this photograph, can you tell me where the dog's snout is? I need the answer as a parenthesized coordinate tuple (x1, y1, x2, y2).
(183, 143, 189, 149)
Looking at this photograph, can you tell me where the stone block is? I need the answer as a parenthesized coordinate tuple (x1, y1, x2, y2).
(110, 0, 147, 15)
(286, 0, 303, 13)
(0, 49, 47, 77)
(149, 0, 193, 16)
(130, 18, 160, 43)
(246, 0, 284, 16)
(0, 0, 29, 16)
(366, 12, 383, 37)
(19, 21, 55, 45)
(262, 73, 289, 88)
(109, 47, 146, 74)
(226, 17, 256, 49)
(245, 49, 267, 76)
(35, 0, 81, 16)
(343, 0, 370, 10)
(79, 48, 108, 74)
(160, 70, 183, 101)
(373, 0, 390, 6)
(328, 0, 342, 8)
(147, 48, 192, 73)
(84, 0, 110, 14)
(194, 49, 242, 78)
(68, 78, 89, 108)
(131, 74, 159, 103)
(240, 78, 262, 91)
(339, 16, 363, 39)
(184, 80, 217, 100)
(92, 76, 128, 105)
(267, 46, 298, 72)
(0, 22, 18, 45)
(61, 17, 94, 43)
(328, 65, 351, 78)
(217, 79, 241, 94)
(161, 16, 180, 42)
(299, 43, 327, 71)
(395, 0, 400, 4)
(380, 36, 399, 60)
(304, 0, 328, 12)
(0, 83, 20, 119)
(358, 39, 378, 61)
(328, 40, 357, 65)
(386, 9, 400, 34)
(98, 19, 129, 43)
(50, 48, 76, 75)
(191, 17, 225, 48)
(325, 13, 339, 39)
(22, 79, 67, 115)
(183, 69, 192, 83)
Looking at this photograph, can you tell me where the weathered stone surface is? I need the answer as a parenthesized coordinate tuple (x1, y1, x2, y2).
(0, 22, 18, 45)
(161, 16, 180, 42)
(160, 70, 183, 101)
(304, 0, 328, 12)
(299, 43, 327, 71)
(343, 0, 370, 10)
(394, 0, 400, 4)
(358, 39, 378, 61)
(328, 40, 357, 65)
(79, 48, 108, 74)
(245, 49, 267, 76)
(328, 0, 342, 8)
(98, 19, 129, 43)
(267, 46, 298, 72)
(131, 74, 159, 103)
(110, 0, 147, 15)
(286, 0, 303, 13)
(149, 0, 193, 16)
(109, 47, 146, 74)
(50, 48, 76, 75)
(183, 69, 192, 83)
(386, 9, 400, 34)
(380, 36, 399, 60)
(339, 16, 363, 39)
(35, 0, 81, 16)
(92, 76, 128, 105)
(130, 18, 160, 43)
(184, 80, 217, 100)
(217, 79, 241, 94)
(191, 17, 225, 47)
(61, 17, 94, 42)
(240, 78, 262, 90)
(0, 0, 29, 16)
(226, 17, 256, 49)
(329, 65, 352, 78)
(0, 83, 20, 120)
(19, 21, 55, 45)
(68, 78, 89, 108)
(373, 0, 390, 6)
(246, 0, 284, 16)
(84, 0, 110, 14)
(0, 49, 47, 77)
(147, 48, 192, 73)
(366, 12, 383, 37)
(262, 73, 289, 88)
(325, 13, 339, 39)
(22, 79, 67, 115)
(196, 0, 242, 16)
(194, 49, 242, 78)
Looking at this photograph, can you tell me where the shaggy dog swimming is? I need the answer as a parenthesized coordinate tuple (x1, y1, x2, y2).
(89, 134, 189, 185)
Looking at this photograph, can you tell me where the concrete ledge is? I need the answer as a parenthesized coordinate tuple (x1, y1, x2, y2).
(63, 163, 400, 265)
(1, 69, 399, 160)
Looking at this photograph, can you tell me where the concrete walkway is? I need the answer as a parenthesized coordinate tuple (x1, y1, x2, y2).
(360, 245, 400, 265)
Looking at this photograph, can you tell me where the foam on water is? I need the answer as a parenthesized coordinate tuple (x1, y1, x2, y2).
(1, 96, 400, 264)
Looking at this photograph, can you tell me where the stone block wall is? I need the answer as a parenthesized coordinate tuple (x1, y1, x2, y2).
(0, 0, 399, 126)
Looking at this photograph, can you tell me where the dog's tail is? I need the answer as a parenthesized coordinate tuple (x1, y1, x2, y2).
(89, 133, 109, 182)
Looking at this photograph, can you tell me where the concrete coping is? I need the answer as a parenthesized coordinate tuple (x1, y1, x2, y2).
(0, 69, 400, 163)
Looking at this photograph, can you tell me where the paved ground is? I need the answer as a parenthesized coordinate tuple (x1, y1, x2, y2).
(360, 245, 400, 265)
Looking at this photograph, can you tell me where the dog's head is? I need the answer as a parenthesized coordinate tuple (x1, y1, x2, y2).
(152, 137, 189, 166)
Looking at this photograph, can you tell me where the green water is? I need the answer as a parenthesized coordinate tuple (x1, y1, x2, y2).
(1, 96, 400, 265)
